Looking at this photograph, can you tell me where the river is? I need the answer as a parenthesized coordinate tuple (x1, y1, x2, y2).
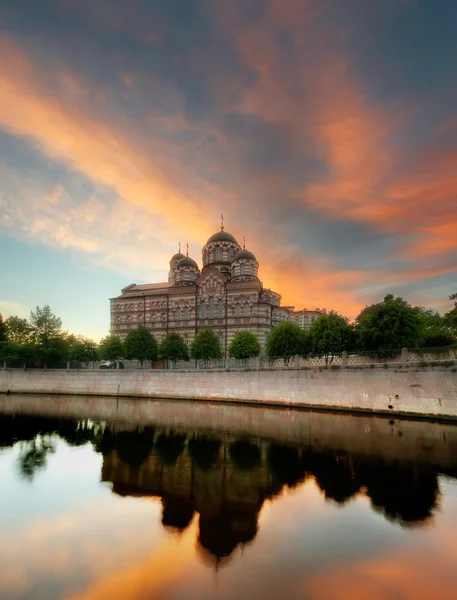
(1, 394, 457, 599)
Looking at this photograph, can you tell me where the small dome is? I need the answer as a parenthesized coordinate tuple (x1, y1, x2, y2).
(233, 249, 256, 261)
(171, 252, 185, 261)
(177, 256, 198, 269)
(206, 230, 238, 245)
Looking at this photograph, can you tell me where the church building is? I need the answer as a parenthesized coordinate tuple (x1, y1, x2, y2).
(110, 226, 326, 355)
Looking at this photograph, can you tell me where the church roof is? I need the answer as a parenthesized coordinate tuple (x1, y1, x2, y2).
(233, 249, 256, 261)
(206, 230, 239, 245)
(123, 282, 173, 293)
(177, 256, 199, 268)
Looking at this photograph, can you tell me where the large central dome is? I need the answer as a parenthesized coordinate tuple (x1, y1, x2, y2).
(206, 230, 239, 245)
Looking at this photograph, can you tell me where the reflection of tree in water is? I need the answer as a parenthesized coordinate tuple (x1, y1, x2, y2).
(114, 428, 155, 468)
(267, 445, 307, 488)
(229, 439, 261, 470)
(1, 412, 446, 547)
(188, 436, 221, 470)
(17, 436, 56, 481)
(361, 465, 439, 526)
(58, 420, 96, 447)
(155, 432, 187, 465)
(310, 453, 362, 505)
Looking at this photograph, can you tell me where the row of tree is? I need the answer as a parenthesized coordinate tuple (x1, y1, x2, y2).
(0, 293, 456, 366)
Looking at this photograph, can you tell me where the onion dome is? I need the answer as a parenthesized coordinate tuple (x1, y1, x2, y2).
(206, 230, 239, 245)
(233, 249, 256, 261)
(168, 251, 186, 282)
(230, 247, 258, 281)
(177, 256, 198, 268)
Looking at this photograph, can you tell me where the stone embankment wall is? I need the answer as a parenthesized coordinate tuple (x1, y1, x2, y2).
(1, 364, 457, 420)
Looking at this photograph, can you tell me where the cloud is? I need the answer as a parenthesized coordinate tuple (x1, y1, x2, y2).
(0, 0, 457, 321)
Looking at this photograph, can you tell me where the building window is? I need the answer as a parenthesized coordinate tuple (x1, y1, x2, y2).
(200, 303, 206, 319)
(243, 303, 250, 316)
(217, 300, 224, 318)
(183, 307, 189, 320)
(162, 313, 166, 321)
(235, 305, 241, 317)
(229, 248, 234, 261)
(240, 263, 245, 275)
(209, 297, 215, 319)
(215, 246, 221, 261)
(176, 308, 181, 321)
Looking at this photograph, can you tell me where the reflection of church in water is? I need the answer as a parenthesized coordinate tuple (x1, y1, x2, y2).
(99, 425, 442, 564)
(0, 413, 447, 566)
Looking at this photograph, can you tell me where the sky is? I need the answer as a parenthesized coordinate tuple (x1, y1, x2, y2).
(0, 0, 456, 340)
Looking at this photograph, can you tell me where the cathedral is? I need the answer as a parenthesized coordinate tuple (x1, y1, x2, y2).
(110, 225, 326, 355)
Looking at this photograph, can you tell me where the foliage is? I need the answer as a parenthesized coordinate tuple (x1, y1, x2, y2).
(266, 322, 308, 358)
(444, 293, 457, 330)
(29, 305, 62, 348)
(159, 332, 189, 361)
(190, 329, 223, 360)
(422, 328, 455, 347)
(123, 325, 158, 366)
(0, 341, 21, 364)
(355, 294, 423, 351)
(308, 311, 354, 363)
(4, 316, 33, 344)
(228, 330, 261, 359)
(98, 335, 124, 361)
(0, 313, 7, 342)
(68, 337, 99, 367)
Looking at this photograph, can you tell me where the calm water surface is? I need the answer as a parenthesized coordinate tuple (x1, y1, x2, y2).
(1, 394, 457, 600)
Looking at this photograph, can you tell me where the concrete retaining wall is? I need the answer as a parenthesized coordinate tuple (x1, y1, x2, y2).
(1, 364, 457, 420)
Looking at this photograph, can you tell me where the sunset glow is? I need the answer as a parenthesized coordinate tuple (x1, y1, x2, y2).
(1, 0, 456, 338)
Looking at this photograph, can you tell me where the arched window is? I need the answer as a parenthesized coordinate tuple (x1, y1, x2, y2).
(183, 307, 189, 320)
(215, 246, 221, 261)
(200, 303, 206, 319)
(243, 303, 250, 316)
(235, 305, 241, 317)
(240, 263, 245, 275)
(229, 248, 234, 261)
(176, 308, 181, 321)
(209, 297, 215, 319)
(162, 313, 166, 321)
(217, 300, 224, 318)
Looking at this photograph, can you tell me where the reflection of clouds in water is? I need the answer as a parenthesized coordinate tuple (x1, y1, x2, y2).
(0, 409, 456, 599)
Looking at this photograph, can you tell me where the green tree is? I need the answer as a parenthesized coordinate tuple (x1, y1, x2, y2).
(444, 293, 457, 330)
(266, 322, 308, 358)
(159, 332, 189, 361)
(5, 316, 33, 344)
(0, 341, 21, 365)
(355, 294, 423, 351)
(68, 337, 99, 367)
(0, 313, 7, 342)
(309, 311, 353, 364)
(123, 325, 158, 367)
(29, 305, 63, 367)
(98, 334, 124, 361)
(228, 331, 261, 359)
(190, 329, 223, 360)
(413, 306, 454, 347)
